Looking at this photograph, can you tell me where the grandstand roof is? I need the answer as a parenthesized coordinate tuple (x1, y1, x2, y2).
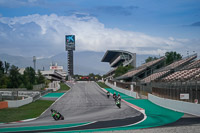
(101, 50, 134, 63)
(117, 57, 165, 80)
(155, 53, 197, 73)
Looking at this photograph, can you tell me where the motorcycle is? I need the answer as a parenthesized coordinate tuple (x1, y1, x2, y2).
(51, 109, 64, 120)
(116, 99, 121, 108)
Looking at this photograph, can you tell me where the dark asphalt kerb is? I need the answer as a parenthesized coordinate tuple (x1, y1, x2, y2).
(3, 114, 144, 133)
(0, 122, 93, 133)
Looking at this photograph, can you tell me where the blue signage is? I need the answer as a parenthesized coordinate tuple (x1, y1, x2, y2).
(66, 35, 75, 50)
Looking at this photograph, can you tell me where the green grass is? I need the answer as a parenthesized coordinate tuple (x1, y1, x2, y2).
(0, 100, 54, 123)
(96, 82, 110, 88)
(56, 83, 70, 92)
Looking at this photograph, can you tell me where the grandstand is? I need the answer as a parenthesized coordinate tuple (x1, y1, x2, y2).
(140, 54, 198, 83)
(180, 58, 200, 70)
(101, 50, 136, 79)
(162, 68, 200, 82)
(117, 57, 165, 82)
(104, 52, 200, 103)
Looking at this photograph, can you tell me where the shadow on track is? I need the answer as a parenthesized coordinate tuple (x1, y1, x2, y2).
(161, 117, 200, 127)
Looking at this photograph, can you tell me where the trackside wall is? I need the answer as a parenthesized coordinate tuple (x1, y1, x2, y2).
(7, 97, 33, 108)
(105, 81, 137, 98)
(148, 94, 200, 116)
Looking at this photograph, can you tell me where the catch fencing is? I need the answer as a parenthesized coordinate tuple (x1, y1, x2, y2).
(151, 81, 200, 103)
(108, 80, 135, 91)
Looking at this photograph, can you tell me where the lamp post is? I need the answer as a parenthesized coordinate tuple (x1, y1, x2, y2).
(33, 56, 36, 71)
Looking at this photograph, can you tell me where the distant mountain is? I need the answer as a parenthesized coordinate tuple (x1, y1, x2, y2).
(0, 52, 154, 75)
(0, 52, 110, 75)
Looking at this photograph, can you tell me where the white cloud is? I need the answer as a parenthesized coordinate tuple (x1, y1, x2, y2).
(0, 13, 192, 57)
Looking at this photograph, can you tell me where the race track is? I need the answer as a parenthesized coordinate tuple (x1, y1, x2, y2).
(0, 82, 143, 132)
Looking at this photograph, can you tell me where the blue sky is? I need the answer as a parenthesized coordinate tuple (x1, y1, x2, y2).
(0, 0, 200, 58)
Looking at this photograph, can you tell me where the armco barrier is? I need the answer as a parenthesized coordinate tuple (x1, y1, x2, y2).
(7, 97, 33, 108)
(0, 101, 8, 109)
(105, 81, 138, 98)
(148, 93, 200, 116)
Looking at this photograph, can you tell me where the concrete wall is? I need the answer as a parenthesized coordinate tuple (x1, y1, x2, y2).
(7, 97, 33, 108)
(105, 81, 137, 98)
(148, 94, 200, 116)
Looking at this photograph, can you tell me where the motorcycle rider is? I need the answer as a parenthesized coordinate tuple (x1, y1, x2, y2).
(51, 109, 59, 120)
(51, 109, 63, 120)
(116, 94, 121, 108)
(117, 94, 121, 101)
(113, 92, 116, 100)
(107, 91, 110, 98)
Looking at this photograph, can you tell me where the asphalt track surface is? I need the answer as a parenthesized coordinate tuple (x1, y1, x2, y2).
(0, 82, 143, 132)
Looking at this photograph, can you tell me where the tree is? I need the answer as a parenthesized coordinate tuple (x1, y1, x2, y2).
(8, 65, 22, 88)
(24, 67, 36, 85)
(23, 67, 36, 90)
(0, 75, 10, 88)
(165, 51, 182, 65)
(36, 70, 45, 84)
(114, 65, 134, 78)
(145, 56, 158, 63)
(0, 60, 4, 74)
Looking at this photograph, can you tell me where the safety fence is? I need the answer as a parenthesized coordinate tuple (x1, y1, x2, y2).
(108, 80, 134, 91)
(108, 79, 200, 103)
(151, 81, 200, 103)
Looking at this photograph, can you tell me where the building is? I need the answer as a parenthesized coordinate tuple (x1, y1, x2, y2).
(101, 50, 136, 79)
(41, 63, 67, 81)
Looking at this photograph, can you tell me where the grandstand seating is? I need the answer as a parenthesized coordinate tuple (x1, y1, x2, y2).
(163, 68, 200, 82)
(117, 57, 165, 79)
(141, 70, 170, 83)
(156, 54, 197, 72)
(180, 59, 200, 70)
(139, 54, 198, 83)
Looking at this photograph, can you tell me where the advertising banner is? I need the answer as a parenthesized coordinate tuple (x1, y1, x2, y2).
(65, 35, 75, 50)
(180, 93, 189, 100)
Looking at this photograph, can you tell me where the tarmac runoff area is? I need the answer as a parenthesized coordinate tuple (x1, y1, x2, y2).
(1, 82, 198, 133)
(40, 92, 65, 101)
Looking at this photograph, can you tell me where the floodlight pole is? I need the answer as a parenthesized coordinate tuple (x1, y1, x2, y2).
(33, 56, 36, 71)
